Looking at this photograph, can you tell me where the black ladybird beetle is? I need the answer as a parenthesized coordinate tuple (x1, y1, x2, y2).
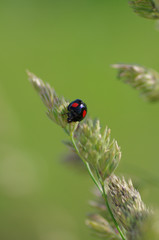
(67, 99, 87, 123)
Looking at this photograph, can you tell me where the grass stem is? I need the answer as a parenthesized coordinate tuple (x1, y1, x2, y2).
(100, 182, 126, 240)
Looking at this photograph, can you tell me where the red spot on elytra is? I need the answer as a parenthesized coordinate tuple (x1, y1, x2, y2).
(83, 110, 87, 118)
(71, 102, 79, 107)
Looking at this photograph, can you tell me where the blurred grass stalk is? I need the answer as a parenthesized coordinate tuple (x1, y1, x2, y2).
(129, 0, 159, 19)
(112, 64, 159, 102)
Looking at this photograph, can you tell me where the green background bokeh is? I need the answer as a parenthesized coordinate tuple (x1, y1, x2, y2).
(0, 1, 159, 239)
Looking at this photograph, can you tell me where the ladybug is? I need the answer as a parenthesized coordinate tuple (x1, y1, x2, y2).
(67, 99, 87, 123)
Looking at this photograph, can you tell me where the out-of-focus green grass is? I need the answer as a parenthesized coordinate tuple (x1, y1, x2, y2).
(0, 1, 159, 239)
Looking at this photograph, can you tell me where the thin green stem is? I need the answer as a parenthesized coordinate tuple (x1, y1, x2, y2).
(85, 162, 102, 194)
(100, 181, 126, 240)
(70, 130, 125, 240)
(70, 131, 102, 194)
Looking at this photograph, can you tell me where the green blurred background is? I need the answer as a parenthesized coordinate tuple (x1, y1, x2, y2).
(0, 0, 159, 239)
